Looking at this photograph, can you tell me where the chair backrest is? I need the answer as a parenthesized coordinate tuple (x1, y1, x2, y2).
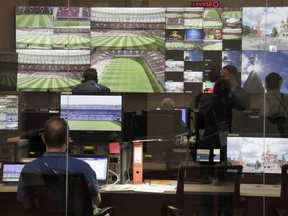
(281, 164, 288, 202)
(21, 173, 93, 216)
(176, 165, 243, 213)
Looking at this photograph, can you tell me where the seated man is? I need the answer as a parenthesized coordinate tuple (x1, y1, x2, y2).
(17, 117, 101, 213)
(72, 68, 111, 94)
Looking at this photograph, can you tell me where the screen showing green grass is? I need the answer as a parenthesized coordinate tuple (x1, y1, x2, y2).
(99, 57, 164, 93)
(67, 120, 121, 131)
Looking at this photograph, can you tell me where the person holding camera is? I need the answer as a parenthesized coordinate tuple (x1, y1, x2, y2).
(198, 78, 235, 137)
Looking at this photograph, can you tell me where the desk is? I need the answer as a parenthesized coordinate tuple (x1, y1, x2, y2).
(0, 183, 282, 216)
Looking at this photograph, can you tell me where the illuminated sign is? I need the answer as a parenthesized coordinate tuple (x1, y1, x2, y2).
(191, 1, 219, 8)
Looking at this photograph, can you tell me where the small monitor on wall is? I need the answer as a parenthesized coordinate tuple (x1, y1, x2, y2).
(0, 94, 18, 131)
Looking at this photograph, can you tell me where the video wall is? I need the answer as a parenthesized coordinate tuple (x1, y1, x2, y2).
(15, 6, 288, 93)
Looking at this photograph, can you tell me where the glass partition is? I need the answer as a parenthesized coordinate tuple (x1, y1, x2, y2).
(2, 0, 288, 215)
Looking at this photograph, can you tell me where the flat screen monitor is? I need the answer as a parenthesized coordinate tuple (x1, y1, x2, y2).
(147, 109, 187, 136)
(226, 136, 288, 184)
(0, 94, 18, 131)
(174, 107, 190, 126)
(190, 131, 224, 164)
(227, 136, 288, 174)
(72, 155, 109, 186)
(60, 94, 123, 140)
(1, 163, 25, 183)
(133, 113, 175, 140)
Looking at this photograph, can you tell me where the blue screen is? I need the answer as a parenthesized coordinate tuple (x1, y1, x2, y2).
(185, 29, 204, 40)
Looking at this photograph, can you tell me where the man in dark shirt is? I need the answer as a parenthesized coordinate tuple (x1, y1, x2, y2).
(72, 68, 111, 94)
(221, 65, 250, 111)
(221, 65, 250, 133)
(17, 117, 101, 211)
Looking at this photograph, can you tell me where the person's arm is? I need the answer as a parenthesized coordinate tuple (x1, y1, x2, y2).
(92, 193, 101, 206)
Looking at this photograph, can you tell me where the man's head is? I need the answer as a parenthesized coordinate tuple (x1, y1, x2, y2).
(221, 65, 238, 88)
(83, 68, 98, 83)
(265, 72, 282, 91)
(160, 97, 175, 110)
(42, 117, 69, 150)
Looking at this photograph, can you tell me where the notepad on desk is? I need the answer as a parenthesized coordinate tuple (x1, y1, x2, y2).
(104, 183, 176, 193)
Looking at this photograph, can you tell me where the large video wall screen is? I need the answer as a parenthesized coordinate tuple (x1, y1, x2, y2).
(15, 6, 288, 94)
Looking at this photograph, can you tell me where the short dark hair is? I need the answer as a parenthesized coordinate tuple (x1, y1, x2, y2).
(83, 68, 98, 82)
(43, 117, 68, 148)
(222, 65, 237, 78)
(266, 72, 282, 90)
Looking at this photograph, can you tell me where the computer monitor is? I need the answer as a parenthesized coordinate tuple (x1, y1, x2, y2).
(1, 162, 25, 184)
(190, 131, 224, 164)
(195, 148, 221, 163)
(133, 113, 175, 140)
(72, 155, 109, 186)
(133, 109, 186, 140)
(0, 94, 18, 131)
(60, 94, 123, 141)
(227, 136, 288, 174)
(174, 107, 191, 130)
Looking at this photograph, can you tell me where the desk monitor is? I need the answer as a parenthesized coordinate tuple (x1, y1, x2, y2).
(148, 109, 187, 136)
(174, 107, 191, 130)
(190, 132, 224, 164)
(194, 148, 221, 164)
(154, 107, 190, 129)
(60, 94, 123, 141)
(72, 155, 109, 186)
(1, 162, 25, 184)
(196, 149, 210, 162)
(133, 113, 175, 140)
(227, 136, 288, 184)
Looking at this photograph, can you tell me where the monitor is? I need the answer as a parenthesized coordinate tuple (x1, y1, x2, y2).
(226, 136, 288, 184)
(189, 132, 225, 164)
(1, 162, 25, 183)
(135, 109, 187, 140)
(174, 107, 191, 130)
(0, 94, 18, 131)
(227, 136, 288, 174)
(60, 94, 123, 141)
(72, 155, 109, 186)
(133, 113, 175, 140)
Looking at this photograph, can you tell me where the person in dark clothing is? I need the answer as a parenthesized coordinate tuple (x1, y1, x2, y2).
(72, 68, 111, 94)
(198, 79, 234, 137)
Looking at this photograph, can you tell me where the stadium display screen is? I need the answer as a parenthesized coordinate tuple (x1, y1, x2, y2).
(0, 95, 19, 130)
(227, 136, 288, 173)
(60, 94, 123, 132)
(14, 6, 288, 94)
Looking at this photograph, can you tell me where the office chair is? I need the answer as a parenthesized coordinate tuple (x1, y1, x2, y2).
(161, 165, 244, 216)
(269, 164, 288, 216)
(20, 173, 114, 216)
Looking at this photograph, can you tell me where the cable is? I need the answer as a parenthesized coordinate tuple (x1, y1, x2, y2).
(108, 170, 120, 185)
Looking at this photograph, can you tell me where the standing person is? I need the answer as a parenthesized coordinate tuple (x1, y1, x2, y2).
(261, 72, 288, 137)
(17, 117, 101, 212)
(198, 79, 234, 137)
(221, 65, 250, 133)
(72, 68, 111, 94)
(220, 65, 250, 110)
(262, 72, 288, 116)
